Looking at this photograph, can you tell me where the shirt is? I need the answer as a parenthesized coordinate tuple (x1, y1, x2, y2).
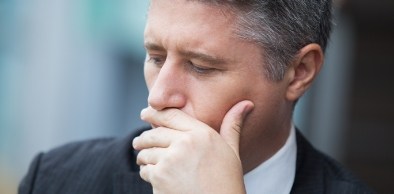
(244, 125, 297, 194)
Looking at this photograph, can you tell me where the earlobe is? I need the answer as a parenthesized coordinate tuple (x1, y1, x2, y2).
(286, 43, 324, 101)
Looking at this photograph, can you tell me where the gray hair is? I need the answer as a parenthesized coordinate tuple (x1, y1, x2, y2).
(195, 0, 333, 81)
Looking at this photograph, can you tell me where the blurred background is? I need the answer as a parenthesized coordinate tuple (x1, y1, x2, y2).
(0, 0, 393, 193)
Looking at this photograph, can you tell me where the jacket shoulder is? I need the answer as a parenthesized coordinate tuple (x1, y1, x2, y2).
(19, 127, 149, 194)
(41, 135, 129, 172)
(291, 130, 375, 194)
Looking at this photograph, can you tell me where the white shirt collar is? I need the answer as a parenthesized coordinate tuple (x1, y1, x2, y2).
(243, 125, 297, 194)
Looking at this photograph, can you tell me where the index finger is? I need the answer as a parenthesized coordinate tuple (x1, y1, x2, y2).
(141, 107, 209, 132)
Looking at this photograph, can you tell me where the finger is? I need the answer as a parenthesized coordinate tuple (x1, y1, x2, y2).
(133, 127, 180, 150)
(139, 164, 154, 183)
(220, 100, 254, 159)
(141, 107, 208, 132)
(136, 147, 166, 165)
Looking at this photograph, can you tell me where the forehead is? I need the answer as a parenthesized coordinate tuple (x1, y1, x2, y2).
(148, 0, 235, 15)
(146, 0, 236, 33)
(145, 0, 265, 73)
(145, 1, 238, 54)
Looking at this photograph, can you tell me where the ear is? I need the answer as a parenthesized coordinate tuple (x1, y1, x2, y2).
(285, 43, 324, 101)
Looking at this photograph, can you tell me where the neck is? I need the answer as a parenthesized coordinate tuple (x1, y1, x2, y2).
(240, 117, 293, 174)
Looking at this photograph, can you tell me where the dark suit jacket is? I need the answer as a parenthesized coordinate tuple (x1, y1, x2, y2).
(19, 127, 374, 194)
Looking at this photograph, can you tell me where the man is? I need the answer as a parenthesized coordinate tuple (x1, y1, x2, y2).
(20, 0, 374, 193)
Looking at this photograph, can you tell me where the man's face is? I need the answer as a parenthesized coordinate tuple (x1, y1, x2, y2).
(144, 0, 292, 153)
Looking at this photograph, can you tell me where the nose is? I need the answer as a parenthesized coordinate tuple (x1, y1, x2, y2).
(147, 63, 187, 111)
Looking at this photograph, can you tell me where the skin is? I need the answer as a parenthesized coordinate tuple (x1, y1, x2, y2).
(133, 0, 324, 193)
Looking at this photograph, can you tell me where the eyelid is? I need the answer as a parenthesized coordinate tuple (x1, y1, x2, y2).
(146, 54, 166, 67)
(186, 61, 216, 74)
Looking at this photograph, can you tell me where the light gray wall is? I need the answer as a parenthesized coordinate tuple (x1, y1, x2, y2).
(0, 1, 149, 188)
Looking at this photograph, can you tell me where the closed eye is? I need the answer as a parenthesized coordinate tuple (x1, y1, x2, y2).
(146, 55, 166, 68)
(186, 61, 216, 75)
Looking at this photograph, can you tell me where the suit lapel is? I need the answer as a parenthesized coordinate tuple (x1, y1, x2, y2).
(113, 172, 153, 194)
(290, 129, 325, 193)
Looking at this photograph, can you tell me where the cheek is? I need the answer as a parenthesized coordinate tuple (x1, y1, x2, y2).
(190, 86, 249, 131)
(192, 99, 228, 132)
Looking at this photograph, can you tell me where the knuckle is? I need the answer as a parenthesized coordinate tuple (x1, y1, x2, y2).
(136, 150, 146, 165)
(231, 120, 242, 135)
(162, 150, 177, 164)
(139, 165, 150, 182)
(140, 130, 156, 144)
(178, 133, 194, 146)
(172, 134, 196, 154)
(146, 133, 156, 145)
(150, 165, 165, 183)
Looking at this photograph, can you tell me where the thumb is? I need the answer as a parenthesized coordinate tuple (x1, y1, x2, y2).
(220, 100, 254, 159)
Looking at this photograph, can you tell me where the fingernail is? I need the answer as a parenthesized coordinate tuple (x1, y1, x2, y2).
(243, 103, 254, 117)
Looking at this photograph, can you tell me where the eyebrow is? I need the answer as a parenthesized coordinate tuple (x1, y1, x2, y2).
(144, 41, 227, 65)
(144, 42, 166, 52)
(179, 50, 227, 65)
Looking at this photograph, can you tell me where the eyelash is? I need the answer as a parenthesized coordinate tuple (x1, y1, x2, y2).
(186, 61, 214, 75)
(147, 55, 215, 75)
(147, 56, 165, 67)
